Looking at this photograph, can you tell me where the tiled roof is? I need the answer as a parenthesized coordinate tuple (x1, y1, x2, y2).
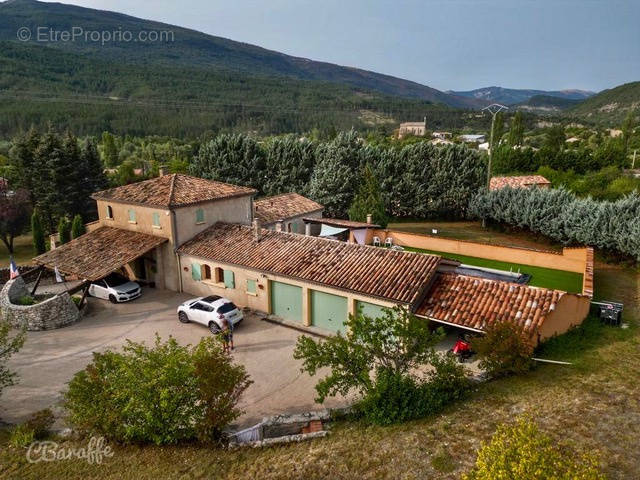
(490, 175, 551, 190)
(254, 193, 323, 225)
(302, 218, 380, 229)
(92, 174, 256, 208)
(33, 227, 167, 281)
(177, 223, 441, 304)
(416, 273, 564, 337)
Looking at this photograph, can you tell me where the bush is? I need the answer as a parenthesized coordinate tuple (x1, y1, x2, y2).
(357, 353, 471, 425)
(471, 322, 535, 378)
(15, 296, 35, 306)
(70, 214, 86, 239)
(463, 417, 605, 480)
(9, 409, 54, 447)
(64, 335, 252, 445)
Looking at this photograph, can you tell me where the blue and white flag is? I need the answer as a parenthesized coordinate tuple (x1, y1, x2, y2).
(9, 256, 19, 279)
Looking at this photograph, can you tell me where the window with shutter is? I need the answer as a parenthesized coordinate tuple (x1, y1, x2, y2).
(152, 212, 161, 228)
(191, 263, 201, 281)
(246, 279, 257, 294)
(196, 208, 205, 224)
(223, 270, 235, 289)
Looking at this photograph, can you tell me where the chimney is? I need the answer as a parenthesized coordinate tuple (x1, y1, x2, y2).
(252, 218, 261, 242)
(366, 214, 373, 225)
(275, 220, 283, 232)
(158, 165, 169, 176)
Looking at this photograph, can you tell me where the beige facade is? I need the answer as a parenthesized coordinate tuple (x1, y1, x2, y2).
(179, 254, 396, 327)
(398, 120, 427, 139)
(93, 194, 254, 291)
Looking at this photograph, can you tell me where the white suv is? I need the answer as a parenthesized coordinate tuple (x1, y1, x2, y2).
(89, 273, 141, 303)
(177, 295, 243, 334)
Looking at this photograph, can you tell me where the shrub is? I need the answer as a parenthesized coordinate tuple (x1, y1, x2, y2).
(9, 409, 54, 448)
(64, 335, 252, 445)
(15, 296, 35, 306)
(31, 209, 47, 255)
(70, 214, 86, 239)
(471, 322, 535, 379)
(463, 417, 605, 480)
(57, 217, 71, 245)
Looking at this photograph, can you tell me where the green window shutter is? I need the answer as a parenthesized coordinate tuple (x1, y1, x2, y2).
(223, 270, 235, 289)
(196, 208, 205, 223)
(247, 279, 257, 294)
(191, 263, 201, 281)
(128, 209, 136, 222)
(152, 212, 160, 227)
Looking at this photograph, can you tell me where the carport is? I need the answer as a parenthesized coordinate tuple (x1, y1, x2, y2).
(31, 226, 167, 304)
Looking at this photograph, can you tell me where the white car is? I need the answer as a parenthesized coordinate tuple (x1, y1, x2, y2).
(177, 295, 243, 334)
(88, 273, 142, 303)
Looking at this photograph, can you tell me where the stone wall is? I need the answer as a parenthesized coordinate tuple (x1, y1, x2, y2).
(0, 277, 81, 331)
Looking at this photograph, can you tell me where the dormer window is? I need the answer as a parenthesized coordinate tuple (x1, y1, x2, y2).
(106, 205, 113, 220)
(195, 208, 205, 224)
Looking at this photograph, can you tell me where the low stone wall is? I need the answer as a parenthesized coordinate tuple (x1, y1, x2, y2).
(0, 276, 81, 331)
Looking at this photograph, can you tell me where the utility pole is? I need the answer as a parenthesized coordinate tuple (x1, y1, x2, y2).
(481, 103, 508, 227)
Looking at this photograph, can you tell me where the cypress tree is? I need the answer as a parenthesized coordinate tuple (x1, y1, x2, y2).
(31, 209, 46, 255)
(508, 111, 525, 147)
(71, 214, 85, 239)
(348, 165, 388, 227)
(58, 217, 71, 245)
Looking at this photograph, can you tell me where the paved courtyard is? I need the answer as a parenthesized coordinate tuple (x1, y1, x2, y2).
(3, 288, 349, 429)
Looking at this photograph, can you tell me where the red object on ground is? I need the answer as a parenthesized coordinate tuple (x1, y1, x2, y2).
(452, 340, 470, 354)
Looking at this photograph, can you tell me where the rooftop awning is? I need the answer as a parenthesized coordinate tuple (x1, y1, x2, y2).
(33, 226, 167, 281)
(318, 224, 349, 237)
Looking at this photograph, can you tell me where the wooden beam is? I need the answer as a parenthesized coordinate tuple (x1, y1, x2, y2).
(30, 266, 45, 296)
(67, 281, 90, 296)
(78, 282, 90, 310)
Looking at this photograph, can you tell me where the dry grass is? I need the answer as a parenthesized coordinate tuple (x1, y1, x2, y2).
(2, 223, 638, 480)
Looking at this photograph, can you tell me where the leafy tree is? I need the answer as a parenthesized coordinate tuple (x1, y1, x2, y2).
(307, 153, 358, 218)
(507, 111, 525, 147)
(0, 186, 31, 255)
(293, 306, 445, 403)
(471, 322, 535, 378)
(348, 165, 388, 227)
(57, 217, 71, 245)
(71, 214, 86, 239)
(64, 335, 252, 444)
(542, 125, 565, 153)
(191, 134, 266, 192)
(464, 417, 605, 480)
(101, 132, 120, 168)
(621, 110, 636, 153)
(263, 135, 316, 196)
(31, 208, 46, 255)
(0, 321, 26, 400)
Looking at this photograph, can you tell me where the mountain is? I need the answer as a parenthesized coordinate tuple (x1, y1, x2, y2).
(450, 86, 595, 105)
(0, 0, 480, 110)
(568, 81, 640, 124)
(515, 95, 583, 113)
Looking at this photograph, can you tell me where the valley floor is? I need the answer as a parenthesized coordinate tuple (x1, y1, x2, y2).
(1, 222, 639, 480)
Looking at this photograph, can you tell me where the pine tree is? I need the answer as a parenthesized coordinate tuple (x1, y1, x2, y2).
(71, 214, 85, 239)
(101, 132, 120, 167)
(58, 217, 71, 245)
(348, 165, 388, 227)
(508, 111, 525, 147)
(31, 209, 46, 255)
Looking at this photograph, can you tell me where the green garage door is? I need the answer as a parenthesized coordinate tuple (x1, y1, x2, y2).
(311, 290, 348, 333)
(356, 300, 387, 320)
(270, 281, 303, 323)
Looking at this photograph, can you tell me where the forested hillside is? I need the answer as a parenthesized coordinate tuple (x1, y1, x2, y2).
(569, 82, 640, 124)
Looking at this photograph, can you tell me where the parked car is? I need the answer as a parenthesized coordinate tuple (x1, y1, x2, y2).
(177, 295, 243, 334)
(88, 273, 141, 303)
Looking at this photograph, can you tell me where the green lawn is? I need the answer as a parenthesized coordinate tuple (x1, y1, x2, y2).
(403, 246, 584, 293)
(0, 234, 35, 267)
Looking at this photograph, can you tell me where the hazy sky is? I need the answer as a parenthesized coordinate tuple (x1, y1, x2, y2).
(43, 0, 640, 92)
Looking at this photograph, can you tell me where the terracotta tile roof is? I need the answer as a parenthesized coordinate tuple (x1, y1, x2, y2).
(33, 227, 167, 281)
(302, 218, 381, 229)
(177, 223, 441, 304)
(254, 193, 323, 225)
(416, 273, 564, 337)
(490, 175, 551, 191)
(92, 174, 256, 208)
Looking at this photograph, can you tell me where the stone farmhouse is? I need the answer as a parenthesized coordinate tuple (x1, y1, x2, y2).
(33, 173, 592, 345)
